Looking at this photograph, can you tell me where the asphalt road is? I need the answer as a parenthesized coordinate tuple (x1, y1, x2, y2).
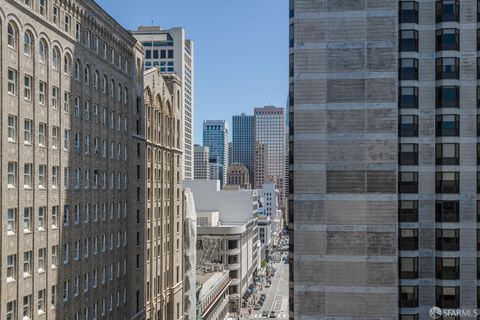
(249, 257, 289, 319)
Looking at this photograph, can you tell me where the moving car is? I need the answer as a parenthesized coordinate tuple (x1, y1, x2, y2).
(269, 310, 277, 318)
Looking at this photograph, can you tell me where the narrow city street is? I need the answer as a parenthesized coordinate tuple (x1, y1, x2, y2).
(249, 256, 289, 319)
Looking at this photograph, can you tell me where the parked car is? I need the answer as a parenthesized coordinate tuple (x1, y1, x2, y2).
(269, 311, 277, 318)
(254, 304, 262, 310)
(265, 282, 271, 288)
(262, 311, 269, 317)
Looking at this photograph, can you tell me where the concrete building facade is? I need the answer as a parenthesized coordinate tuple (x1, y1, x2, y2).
(132, 26, 194, 181)
(0, 1, 145, 319)
(144, 68, 184, 320)
(289, 0, 399, 319)
(203, 120, 228, 186)
(232, 113, 254, 184)
(253, 142, 268, 190)
(194, 145, 210, 180)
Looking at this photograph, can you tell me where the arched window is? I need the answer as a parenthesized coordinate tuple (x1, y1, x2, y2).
(52, 47, 60, 70)
(75, 60, 81, 80)
(7, 22, 17, 49)
(94, 71, 100, 90)
(124, 87, 128, 104)
(84, 66, 90, 85)
(110, 80, 115, 98)
(64, 54, 72, 75)
(39, 39, 47, 63)
(102, 76, 107, 94)
(117, 83, 122, 101)
(24, 32, 32, 56)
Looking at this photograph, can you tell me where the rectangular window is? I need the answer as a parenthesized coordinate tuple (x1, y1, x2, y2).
(63, 167, 69, 189)
(63, 129, 70, 151)
(51, 86, 59, 109)
(38, 123, 46, 146)
(51, 206, 59, 229)
(51, 285, 57, 308)
(436, 28, 460, 51)
(436, 0, 460, 23)
(52, 166, 59, 188)
(64, 14, 70, 33)
(24, 119, 32, 144)
(38, 165, 46, 188)
(23, 250, 32, 276)
(436, 114, 459, 137)
(399, 87, 418, 109)
(436, 171, 459, 193)
(52, 5, 59, 25)
(400, 286, 418, 308)
(38, 206, 46, 229)
(399, 115, 418, 137)
(64, 91, 70, 113)
(7, 254, 16, 280)
(436, 286, 460, 308)
(38, 248, 46, 271)
(399, 58, 418, 80)
(8, 162, 17, 188)
(400, 30, 419, 52)
(7, 208, 17, 235)
(51, 245, 58, 268)
(39, 81, 46, 105)
(436, 229, 460, 251)
(436, 86, 459, 107)
(399, 200, 418, 222)
(23, 163, 32, 188)
(22, 295, 31, 319)
(6, 300, 16, 320)
(23, 207, 32, 232)
(24, 75, 32, 101)
(436, 58, 460, 80)
(399, 143, 418, 165)
(38, 289, 45, 313)
(436, 201, 459, 222)
(400, 257, 418, 279)
(400, 229, 418, 251)
(39, 0, 45, 16)
(7, 115, 17, 142)
(399, 172, 418, 194)
(8, 68, 17, 95)
(435, 143, 459, 165)
(52, 126, 59, 149)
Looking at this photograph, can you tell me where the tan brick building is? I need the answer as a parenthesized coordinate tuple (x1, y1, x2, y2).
(144, 68, 184, 320)
(0, 0, 145, 319)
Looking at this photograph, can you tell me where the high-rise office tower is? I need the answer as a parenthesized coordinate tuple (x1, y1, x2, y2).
(289, 0, 480, 319)
(232, 113, 255, 184)
(194, 145, 210, 180)
(144, 68, 184, 320)
(254, 106, 286, 215)
(203, 121, 229, 185)
(132, 26, 195, 180)
(0, 1, 145, 319)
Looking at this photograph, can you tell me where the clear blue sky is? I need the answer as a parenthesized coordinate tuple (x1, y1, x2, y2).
(96, 0, 288, 144)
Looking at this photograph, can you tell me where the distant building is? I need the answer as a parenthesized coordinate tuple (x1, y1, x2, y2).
(227, 163, 251, 189)
(232, 113, 255, 183)
(184, 180, 260, 312)
(209, 157, 221, 181)
(228, 142, 233, 166)
(254, 106, 286, 216)
(203, 120, 229, 185)
(196, 270, 230, 320)
(258, 182, 283, 247)
(194, 145, 210, 180)
(132, 25, 195, 180)
(254, 142, 268, 189)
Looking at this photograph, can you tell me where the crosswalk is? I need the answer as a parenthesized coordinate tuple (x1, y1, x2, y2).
(251, 313, 288, 318)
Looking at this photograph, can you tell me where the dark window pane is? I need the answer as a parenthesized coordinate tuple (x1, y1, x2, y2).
(400, 115, 418, 137)
(399, 200, 418, 222)
(400, 286, 418, 308)
(435, 143, 459, 165)
(435, 172, 459, 193)
(436, 115, 459, 137)
(436, 0, 460, 22)
(400, 257, 418, 279)
(436, 58, 459, 80)
(399, 58, 418, 80)
(400, 229, 418, 251)
(436, 229, 460, 251)
(400, 1, 419, 23)
(436, 29, 460, 51)
(399, 172, 418, 194)
(400, 30, 419, 51)
(435, 201, 459, 222)
(400, 87, 418, 109)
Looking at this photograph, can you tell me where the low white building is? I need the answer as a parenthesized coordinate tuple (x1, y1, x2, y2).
(258, 181, 283, 248)
(196, 270, 230, 320)
(185, 180, 261, 313)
